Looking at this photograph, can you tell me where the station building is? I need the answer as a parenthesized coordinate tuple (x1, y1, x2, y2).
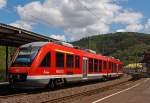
(0, 23, 59, 81)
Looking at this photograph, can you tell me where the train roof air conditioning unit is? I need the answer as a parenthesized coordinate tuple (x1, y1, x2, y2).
(85, 49, 96, 54)
(54, 41, 74, 48)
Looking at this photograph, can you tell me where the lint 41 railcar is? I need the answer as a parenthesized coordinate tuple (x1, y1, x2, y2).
(8, 42, 123, 88)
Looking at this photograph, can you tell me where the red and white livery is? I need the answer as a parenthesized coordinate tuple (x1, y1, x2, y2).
(8, 42, 123, 88)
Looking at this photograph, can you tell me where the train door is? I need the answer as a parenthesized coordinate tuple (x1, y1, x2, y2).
(117, 64, 119, 74)
(82, 57, 88, 78)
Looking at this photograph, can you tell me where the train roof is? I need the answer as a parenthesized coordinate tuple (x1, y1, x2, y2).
(20, 42, 49, 48)
(20, 41, 123, 63)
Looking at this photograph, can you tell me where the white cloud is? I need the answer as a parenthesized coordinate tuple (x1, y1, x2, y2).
(0, 0, 6, 9)
(125, 24, 143, 32)
(116, 24, 143, 32)
(114, 11, 143, 32)
(11, 0, 144, 40)
(145, 19, 150, 33)
(65, 23, 109, 40)
(50, 34, 66, 41)
(116, 29, 125, 32)
(10, 21, 32, 30)
(16, 1, 63, 27)
(113, 11, 143, 24)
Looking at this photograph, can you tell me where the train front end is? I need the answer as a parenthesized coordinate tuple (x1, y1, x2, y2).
(8, 42, 48, 88)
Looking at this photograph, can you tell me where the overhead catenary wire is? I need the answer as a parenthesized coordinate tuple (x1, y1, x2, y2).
(76, 0, 101, 49)
(76, 0, 100, 21)
(5, 1, 101, 43)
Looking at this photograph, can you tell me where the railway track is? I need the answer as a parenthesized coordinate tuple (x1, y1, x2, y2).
(0, 76, 133, 102)
(0, 86, 44, 99)
(41, 78, 134, 103)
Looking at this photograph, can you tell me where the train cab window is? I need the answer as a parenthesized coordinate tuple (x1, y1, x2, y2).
(12, 47, 40, 67)
(66, 54, 74, 68)
(56, 52, 64, 68)
(40, 52, 51, 67)
(75, 56, 80, 68)
(88, 58, 93, 72)
(94, 59, 98, 72)
(104, 61, 107, 70)
(99, 60, 102, 72)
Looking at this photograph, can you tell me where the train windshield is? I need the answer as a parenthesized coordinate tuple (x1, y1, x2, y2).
(11, 46, 40, 67)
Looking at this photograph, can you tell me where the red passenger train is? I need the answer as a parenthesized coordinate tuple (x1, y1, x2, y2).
(8, 42, 123, 88)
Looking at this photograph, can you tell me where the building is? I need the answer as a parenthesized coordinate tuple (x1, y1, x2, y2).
(141, 49, 150, 73)
(0, 23, 59, 81)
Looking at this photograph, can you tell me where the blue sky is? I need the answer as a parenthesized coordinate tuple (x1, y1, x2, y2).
(0, 0, 150, 41)
(122, 0, 150, 17)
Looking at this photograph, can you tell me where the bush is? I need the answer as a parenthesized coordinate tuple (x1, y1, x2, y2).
(131, 74, 141, 80)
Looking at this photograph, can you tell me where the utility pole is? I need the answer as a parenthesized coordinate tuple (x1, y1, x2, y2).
(88, 36, 90, 49)
(102, 40, 105, 55)
(6, 46, 8, 80)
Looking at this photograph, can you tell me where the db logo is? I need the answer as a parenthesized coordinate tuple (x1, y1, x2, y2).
(15, 69, 19, 72)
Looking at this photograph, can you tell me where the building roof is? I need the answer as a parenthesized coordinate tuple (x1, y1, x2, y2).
(0, 23, 58, 47)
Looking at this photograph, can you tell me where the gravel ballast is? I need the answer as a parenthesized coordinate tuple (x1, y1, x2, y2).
(0, 75, 131, 103)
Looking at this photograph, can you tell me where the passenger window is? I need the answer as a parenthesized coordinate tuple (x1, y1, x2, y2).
(112, 63, 114, 72)
(109, 62, 111, 70)
(114, 64, 117, 72)
(88, 58, 93, 72)
(104, 61, 107, 70)
(75, 56, 80, 68)
(99, 60, 102, 72)
(56, 52, 64, 68)
(119, 65, 122, 71)
(94, 59, 98, 72)
(66, 54, 74, 68)
(40, 52, 50, 67)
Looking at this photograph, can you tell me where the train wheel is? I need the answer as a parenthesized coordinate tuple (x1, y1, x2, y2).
(54, 78, 64, 88)
(48, 79, 56, 89)
(9, 79, 15, 89)
(102, 76, 108, 81)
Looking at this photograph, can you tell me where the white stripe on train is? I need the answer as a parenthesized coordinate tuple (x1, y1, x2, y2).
(27, 73, 123, 80)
